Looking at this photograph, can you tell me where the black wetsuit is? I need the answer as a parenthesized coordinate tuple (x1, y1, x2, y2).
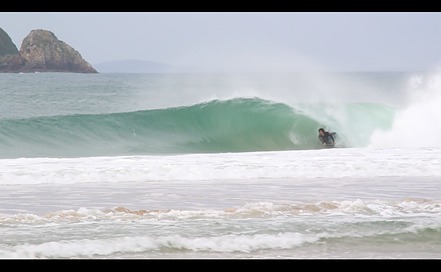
(318, 132, 336, 145)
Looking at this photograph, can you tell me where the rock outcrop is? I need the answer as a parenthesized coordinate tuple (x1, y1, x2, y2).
(0, 27, 19, 56)
(0, 28, 97, 73)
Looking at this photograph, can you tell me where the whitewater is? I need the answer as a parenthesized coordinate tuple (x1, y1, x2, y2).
(0, 72, 440, 259)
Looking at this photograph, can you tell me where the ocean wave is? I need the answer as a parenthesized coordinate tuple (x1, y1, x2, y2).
(0, 97, 395, 158)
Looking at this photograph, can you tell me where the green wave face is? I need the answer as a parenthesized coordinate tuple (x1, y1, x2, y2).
(0, 97, 396, 158)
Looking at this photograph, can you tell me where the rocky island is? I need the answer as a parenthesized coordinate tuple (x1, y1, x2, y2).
(0, 27, 97, 73)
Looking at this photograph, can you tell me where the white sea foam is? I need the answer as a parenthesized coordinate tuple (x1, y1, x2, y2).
(0, 147, 440, 186)
(370, 72, 441, 148)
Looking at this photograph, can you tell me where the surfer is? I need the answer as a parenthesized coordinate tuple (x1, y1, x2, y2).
(318, 128, 336, 147)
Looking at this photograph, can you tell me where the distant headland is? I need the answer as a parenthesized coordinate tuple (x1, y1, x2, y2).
(0, 27, 97, 73)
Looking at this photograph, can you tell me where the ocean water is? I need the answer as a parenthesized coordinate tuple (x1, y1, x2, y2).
(0, 71, 441, 259)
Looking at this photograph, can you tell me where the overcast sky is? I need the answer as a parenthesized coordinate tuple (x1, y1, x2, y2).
(1, 12, 441, 72)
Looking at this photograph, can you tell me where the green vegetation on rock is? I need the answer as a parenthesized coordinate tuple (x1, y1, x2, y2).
(0, 27, 19, 56)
